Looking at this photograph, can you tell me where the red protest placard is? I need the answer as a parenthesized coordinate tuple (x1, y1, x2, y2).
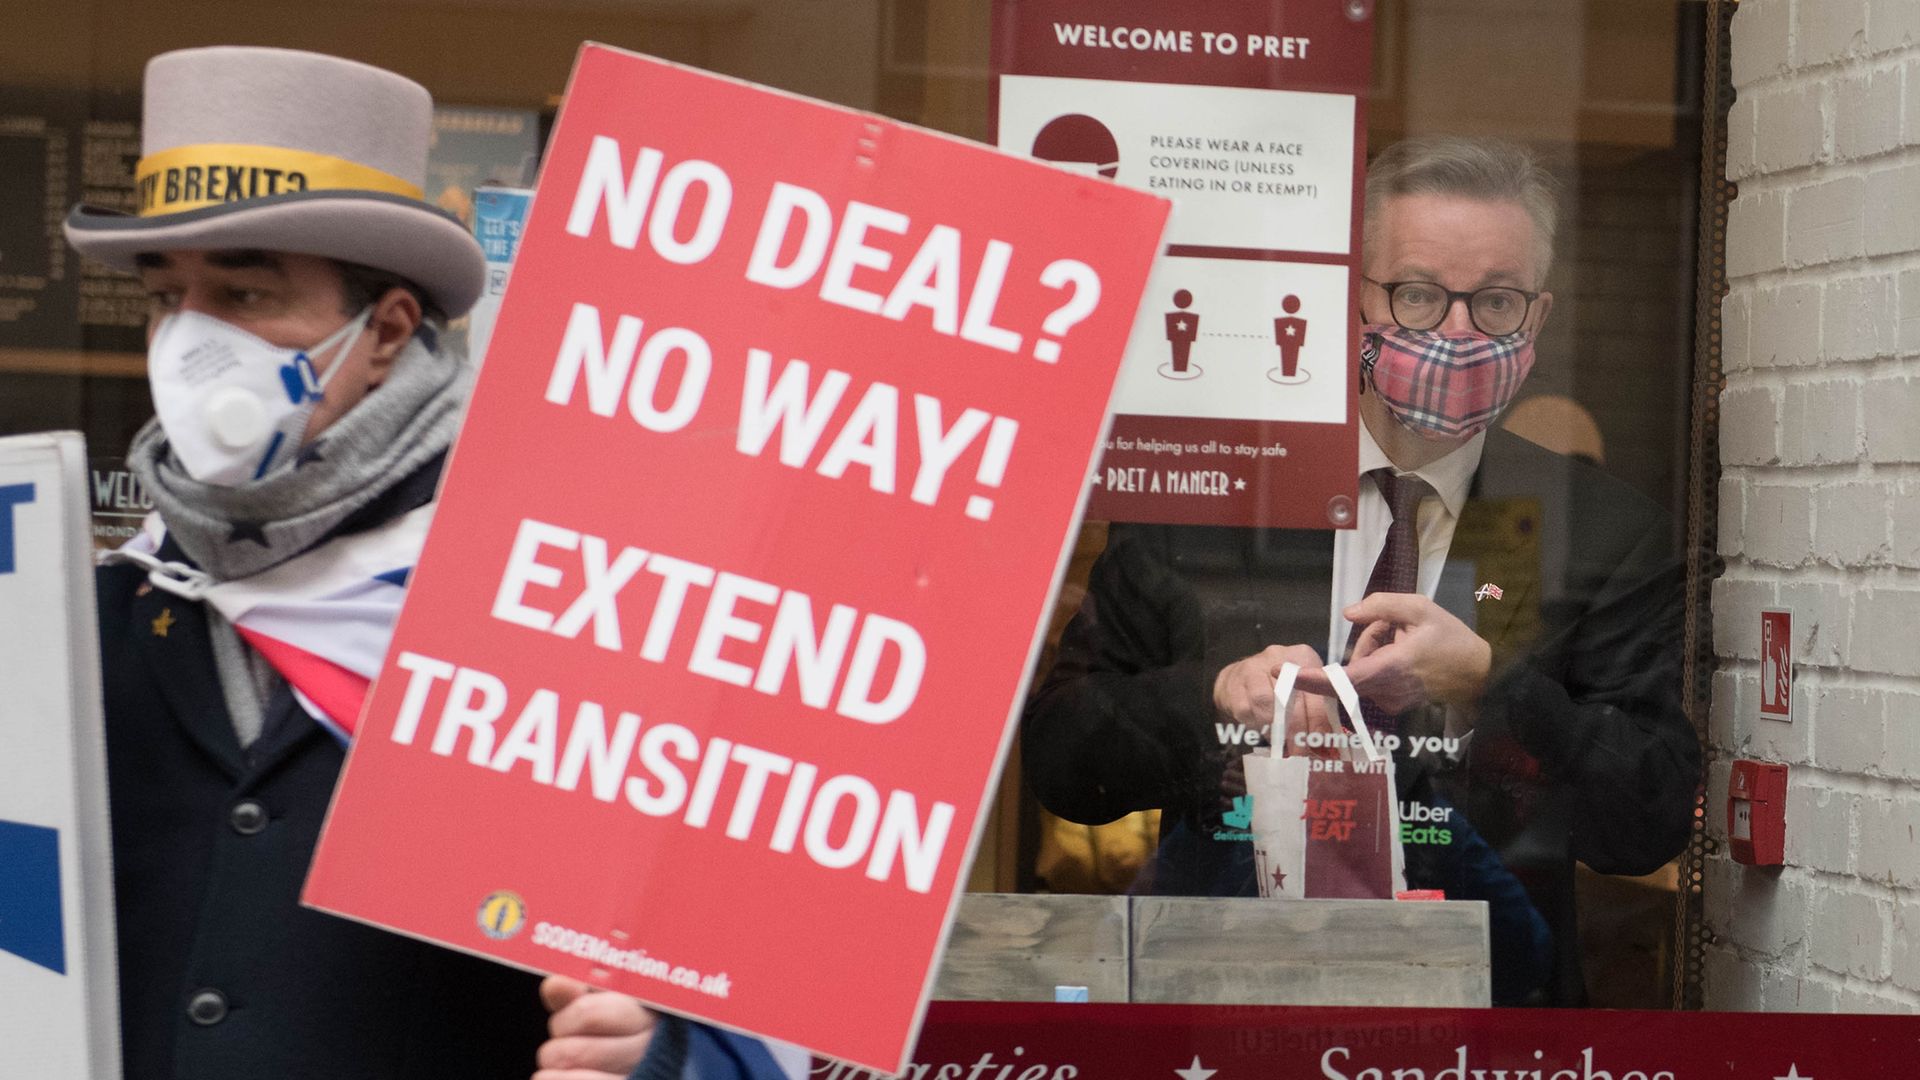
(302, 44, 1168, 1072)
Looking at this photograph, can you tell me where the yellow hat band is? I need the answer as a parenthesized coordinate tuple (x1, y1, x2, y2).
(134, 143, 424, 217)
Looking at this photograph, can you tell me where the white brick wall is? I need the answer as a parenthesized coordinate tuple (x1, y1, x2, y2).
(1812, 482, 1888, 564)
(1883, 691, 1920, 775)
(1712, 0, 1920, 1012)
(1797, 0, 1866, 63)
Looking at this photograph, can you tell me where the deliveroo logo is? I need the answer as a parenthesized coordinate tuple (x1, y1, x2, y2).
(1214, 794, 1254, 841)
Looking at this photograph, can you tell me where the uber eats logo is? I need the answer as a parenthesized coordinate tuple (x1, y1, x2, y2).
(0, 484, 34, 575)
(1399, 800, 1455, 845)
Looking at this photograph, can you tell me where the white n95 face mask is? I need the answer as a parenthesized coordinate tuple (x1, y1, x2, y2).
(146, 307, 373, 485)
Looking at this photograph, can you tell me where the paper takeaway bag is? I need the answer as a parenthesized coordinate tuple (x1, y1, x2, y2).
(1247, 663, 1406, 899)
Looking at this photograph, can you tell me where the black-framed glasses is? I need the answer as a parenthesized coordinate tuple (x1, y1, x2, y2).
(1363, 276, 1539, 337)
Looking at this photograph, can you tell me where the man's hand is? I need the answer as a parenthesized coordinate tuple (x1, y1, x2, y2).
(1300, 592, 1490, 715)
(1213, 644, 1341, 758)
(534, 976, 657, 1080)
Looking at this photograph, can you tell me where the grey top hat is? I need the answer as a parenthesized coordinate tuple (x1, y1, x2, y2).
(65, 46, 486, 317)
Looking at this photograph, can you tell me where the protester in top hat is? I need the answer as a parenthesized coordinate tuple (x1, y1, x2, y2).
(71, 46, 800, 1080)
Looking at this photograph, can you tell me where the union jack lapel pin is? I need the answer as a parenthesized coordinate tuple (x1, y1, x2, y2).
(1474, 583, 1504, 602)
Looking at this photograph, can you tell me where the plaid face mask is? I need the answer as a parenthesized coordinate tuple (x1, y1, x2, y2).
(1359, 323, 1537, 440)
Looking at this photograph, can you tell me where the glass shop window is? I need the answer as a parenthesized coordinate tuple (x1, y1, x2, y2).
(1, 0, 1720, 1018)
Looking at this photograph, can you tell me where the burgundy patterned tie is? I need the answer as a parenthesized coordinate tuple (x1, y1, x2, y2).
(1344, 468, 1431, 731)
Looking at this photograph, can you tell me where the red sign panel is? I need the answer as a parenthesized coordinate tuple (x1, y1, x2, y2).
(1760, 609, 1792, 721)
(303, 45, 1168, 1072)
(994, 0, 1374, 528)
(843, 1002, 1920, 1080)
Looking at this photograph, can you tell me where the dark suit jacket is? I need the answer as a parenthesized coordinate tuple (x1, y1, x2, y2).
(1022, 429, 1701, 1005)
(97, 461, 550, 1080)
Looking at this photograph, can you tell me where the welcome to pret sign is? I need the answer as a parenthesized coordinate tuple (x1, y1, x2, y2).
(995, 0, 1374, 528)
(303, 45, 1168, 1071)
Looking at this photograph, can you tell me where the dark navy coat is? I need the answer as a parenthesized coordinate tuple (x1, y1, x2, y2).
(97, 466, 550, 1080)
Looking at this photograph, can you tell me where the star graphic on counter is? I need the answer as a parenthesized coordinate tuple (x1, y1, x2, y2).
(1775, 1067, 1812, 1080)
(1091, 472, 1104, 486)
(1284, 325, 1298, 337)
(1174, 1055, 1218, 1080)
(1176, 319, 1190, 332)
(1233, 477, 1247, 491)
(1270, 866, 1287, 891)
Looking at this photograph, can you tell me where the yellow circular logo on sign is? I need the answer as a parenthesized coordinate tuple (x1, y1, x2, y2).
(476, 891, 527, 941)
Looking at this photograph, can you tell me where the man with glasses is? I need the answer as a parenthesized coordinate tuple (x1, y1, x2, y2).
(1023, 136, 1699, 1006)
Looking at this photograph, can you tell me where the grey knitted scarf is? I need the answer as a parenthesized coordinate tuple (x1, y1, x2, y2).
(132, 335, 472, 581)
(130, 336, 470, 745)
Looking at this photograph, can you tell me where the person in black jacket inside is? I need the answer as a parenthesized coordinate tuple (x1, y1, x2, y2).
(1023, 136, 1701, 1006)
(65, 45, 690, 1080)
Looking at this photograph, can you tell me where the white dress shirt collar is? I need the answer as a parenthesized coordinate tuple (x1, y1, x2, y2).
(1356, 417, 1486, 518)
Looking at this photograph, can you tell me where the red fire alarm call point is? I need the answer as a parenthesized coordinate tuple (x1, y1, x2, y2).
(1728, 760, 1788, 866)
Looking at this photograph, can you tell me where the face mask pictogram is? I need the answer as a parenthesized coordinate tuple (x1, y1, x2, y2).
(146, 307, 373, 485)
